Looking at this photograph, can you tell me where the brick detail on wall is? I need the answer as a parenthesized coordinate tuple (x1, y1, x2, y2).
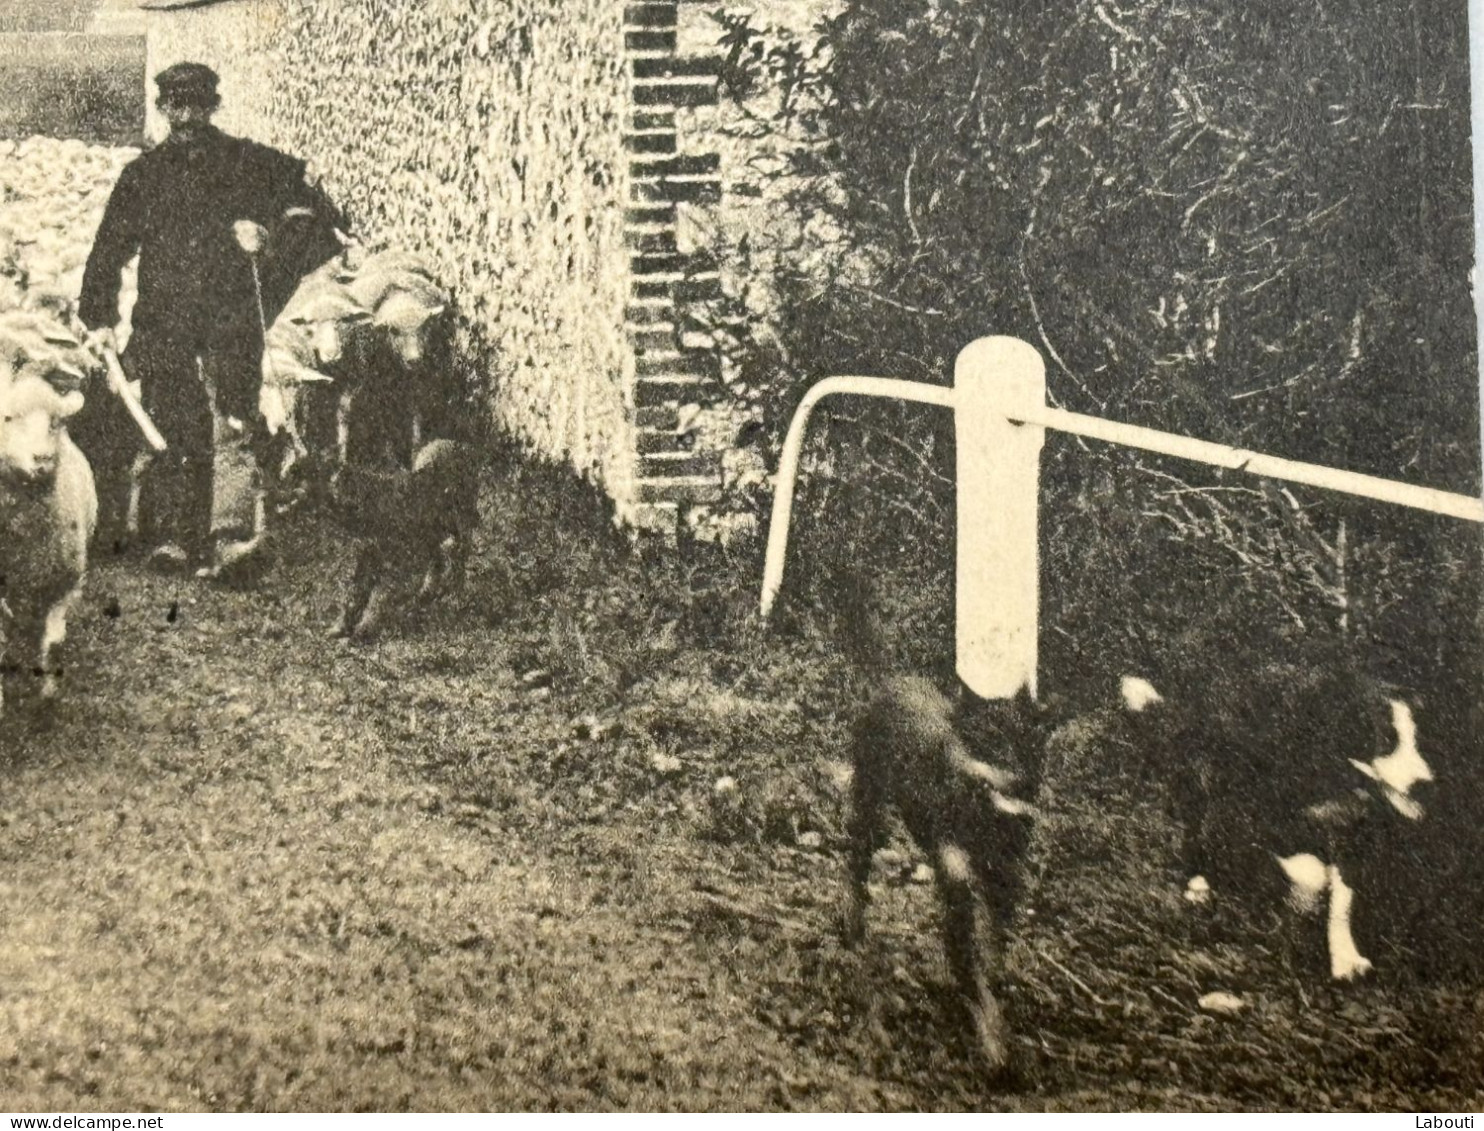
(639, 451, 721, 479)
(621, 0, 722, 536)
(624, 131, 676, 154)
(636, 427, 692, 453)
(625, 30, 676, 53)
(636, 351, 719, 379)
(631, 56, 720, 81)
(624, 4, 678, 28)
(636, 405, 681, 429)
(639, 478, 723, 505)
(632, 78, 717, 106)
(634, 374, 710, 407)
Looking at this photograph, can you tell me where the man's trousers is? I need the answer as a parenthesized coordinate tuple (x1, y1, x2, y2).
(123, 339, 262, 569)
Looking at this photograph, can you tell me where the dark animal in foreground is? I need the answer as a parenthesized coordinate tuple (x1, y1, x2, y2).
(0, 374, 97, 712)
(845, 675, 1048, 1070)
(329, 437, 481, 641)
(1120, 661, 1435, 983)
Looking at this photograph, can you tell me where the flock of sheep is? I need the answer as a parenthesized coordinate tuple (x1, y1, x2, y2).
(0, 134, 470, 713)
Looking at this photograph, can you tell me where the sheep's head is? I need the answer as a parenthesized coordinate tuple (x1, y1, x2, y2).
(373, 291, 444, 366)
(0, 375, 83, 486)
(282, 289, 371, 368)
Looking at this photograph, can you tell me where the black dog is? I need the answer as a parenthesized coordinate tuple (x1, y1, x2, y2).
(329, 437, 482, 640)
(1120, 659, 1435, 983)
(844, 674, 1048, 1070)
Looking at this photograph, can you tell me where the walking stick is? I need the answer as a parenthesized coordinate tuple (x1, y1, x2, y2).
(101, 346, 168, 453)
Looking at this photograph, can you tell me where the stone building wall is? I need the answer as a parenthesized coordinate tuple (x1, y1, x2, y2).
(144, 0, 731, 533)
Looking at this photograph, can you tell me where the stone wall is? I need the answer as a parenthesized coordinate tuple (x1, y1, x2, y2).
(143, 0, 741, 534)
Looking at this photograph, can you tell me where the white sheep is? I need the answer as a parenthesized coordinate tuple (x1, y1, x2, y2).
(0, 372, 97, 712)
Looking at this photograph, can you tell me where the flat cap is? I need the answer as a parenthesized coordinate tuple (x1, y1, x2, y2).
(154, 62, 220, 104)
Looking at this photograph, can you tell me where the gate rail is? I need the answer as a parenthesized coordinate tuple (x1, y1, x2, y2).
(759, 336, 1484, 699)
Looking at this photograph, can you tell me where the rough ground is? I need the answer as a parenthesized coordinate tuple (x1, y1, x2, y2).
(0, 470, 1479, 1113)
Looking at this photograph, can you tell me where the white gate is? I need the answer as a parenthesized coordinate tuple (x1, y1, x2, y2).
(759, 336, 1484, 699)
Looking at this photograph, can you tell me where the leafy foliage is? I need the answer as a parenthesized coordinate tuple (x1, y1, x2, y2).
(705, 0, 1480, 690)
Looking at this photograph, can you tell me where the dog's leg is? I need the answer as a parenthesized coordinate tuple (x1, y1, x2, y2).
(1174, 758, 1217, 906)
(349, 564, 398, 642)
(974, 851, 1023, 946)
(414, 537, 458, 605)
(331, 543, 379, 638)
(1277, 852, 1329, 915)
(0, 613, 9, 717)
(937, 843, 1008, 1070)
(843, 747, 887, 945)
(441, 528, 472, 593)
(1325, 863, 1373, 982)
(5, 608, 44, 702)
(1272, 851, 1330, 990)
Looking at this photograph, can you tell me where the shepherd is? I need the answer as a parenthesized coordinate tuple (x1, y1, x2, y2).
(78, 61, 346, 575)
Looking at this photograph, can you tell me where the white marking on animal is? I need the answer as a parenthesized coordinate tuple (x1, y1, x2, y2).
(1184, 874, 1212, 905)
(1349, 700, 1432, 820)
(335, 392, 353, 466)
(1325, 864, 1373, 981)
(1120, 675, 1163, 712)
(1276, 852, 1328, 914)
(950, 745, 1017, 791)
(938, 843, 972, 883)
(311, 319, 345, 365)
(991, 792, 1037, 818)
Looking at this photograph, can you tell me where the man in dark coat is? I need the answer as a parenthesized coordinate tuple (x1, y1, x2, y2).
(79, 62, 344, 571)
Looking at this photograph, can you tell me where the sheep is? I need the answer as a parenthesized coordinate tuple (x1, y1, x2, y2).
(0, 372, 98, 712)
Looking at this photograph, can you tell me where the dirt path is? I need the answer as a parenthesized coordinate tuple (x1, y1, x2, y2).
(0, 550, 868, 1111)
(1, 527, 1478, 1113)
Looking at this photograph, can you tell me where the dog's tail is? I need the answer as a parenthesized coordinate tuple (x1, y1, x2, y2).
(1116, 671, 1190, 787)
(1119, 674, 1165, 716)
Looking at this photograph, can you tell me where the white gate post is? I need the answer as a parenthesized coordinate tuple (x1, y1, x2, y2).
(954, 337, 1046, 699)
